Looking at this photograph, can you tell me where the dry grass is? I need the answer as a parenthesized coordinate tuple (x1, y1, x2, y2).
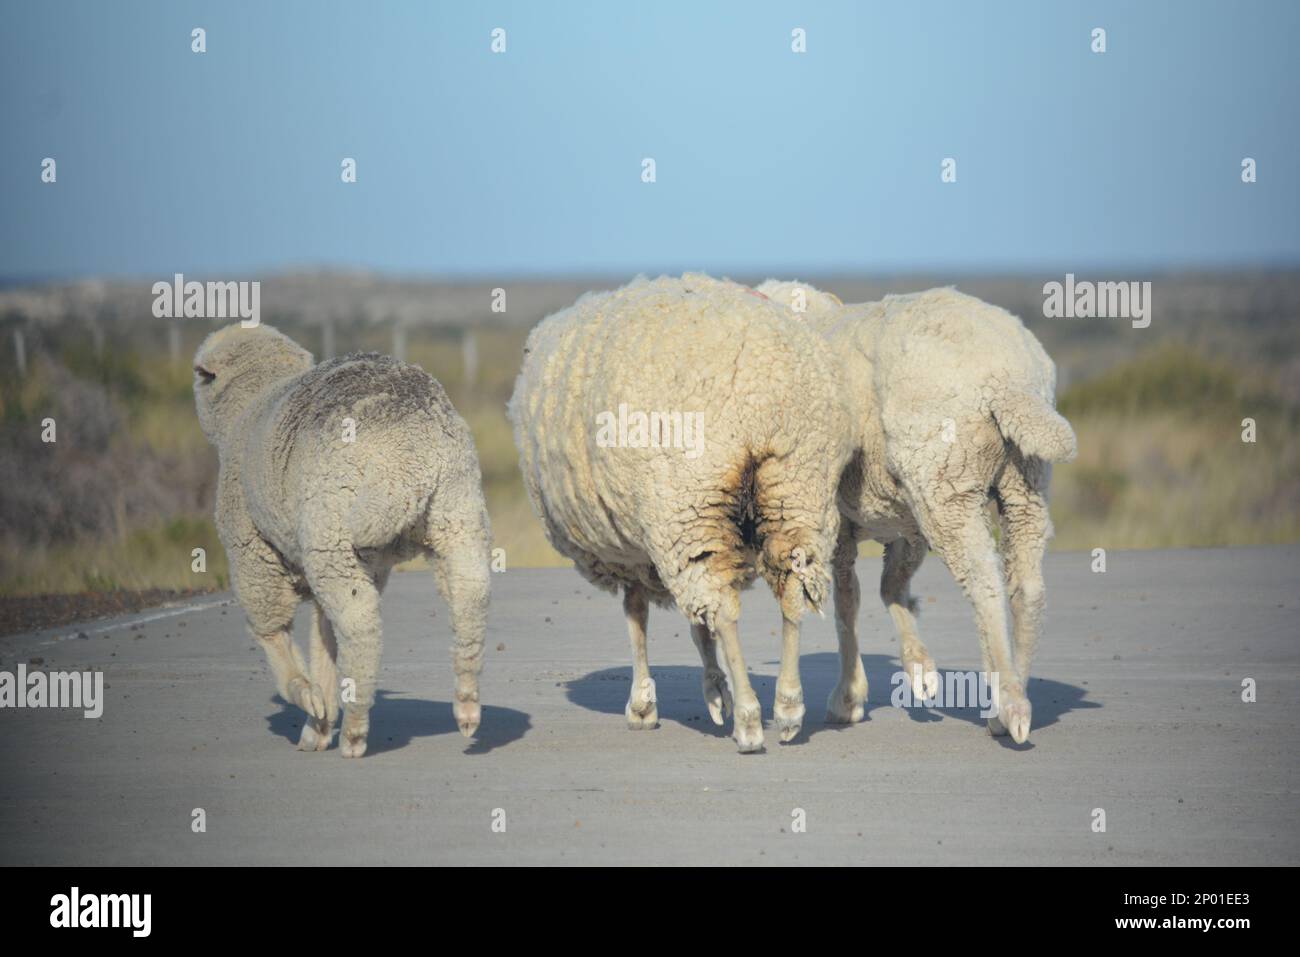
(1052, 344, 1300, 549)
(1, 311, 1296, 597)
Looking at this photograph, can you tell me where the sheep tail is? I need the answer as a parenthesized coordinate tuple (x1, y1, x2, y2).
(348, 487, 431, 549)
(990, 390, 1077, 463)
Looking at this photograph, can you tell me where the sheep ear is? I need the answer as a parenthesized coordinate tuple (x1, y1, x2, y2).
(194, 365, 217, 383)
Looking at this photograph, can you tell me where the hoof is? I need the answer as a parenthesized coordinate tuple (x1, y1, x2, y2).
(825, 677, 867, 724)
(296, 719, 332, 752)
(625, 705, 659, 730)
(774, 690, 805, 743)
(454, 699, 481, 738)
(289, 677, 328, 721)
(340, 715, 369, 758)
(702, 670, 732, 726)
(733, 702, 765, 753)
(903, 655, 940, 701)
(625, 677, 658, 730)
(1000, 695, 1032, 744)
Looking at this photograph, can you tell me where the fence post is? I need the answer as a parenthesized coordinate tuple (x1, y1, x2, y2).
(462, 329, 479, 389)
(13, 326, 26, 377)
(392, 319, 407, 362)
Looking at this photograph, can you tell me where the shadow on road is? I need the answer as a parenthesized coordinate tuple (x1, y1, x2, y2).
(566, 652, 1097, 744)
(266, 689, 531, 755)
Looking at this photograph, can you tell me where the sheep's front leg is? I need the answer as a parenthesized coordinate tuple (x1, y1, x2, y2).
(774, 583, 806, 743)
(296, 603, 339, 752)
(882, 537, 939, 701)
(307, 552, 383, 759)
(691, 623, 732, 724)
(623, 585, 658, 729)
(826, 521, 868, 723)
(714, 613, 764, 753)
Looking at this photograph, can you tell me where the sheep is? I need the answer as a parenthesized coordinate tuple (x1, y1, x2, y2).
(757, 281, 1076, 744)
(193, 323, 492, 757)
(508, 274, 852, 752)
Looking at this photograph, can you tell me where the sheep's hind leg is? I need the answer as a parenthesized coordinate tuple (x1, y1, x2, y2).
(691, 623, 731, 725)
(826, 521, 868, 723)
(297, 602, 339, 752)
(774, 583, 807, 743)
(234, 543, 324, 742)
(920, 495, 1030, 743)
(307, 551, 384, 758)
(882, 537, 939, 701)
(714, 611, 764, 753)
(623, 585, 658, 730)
(996, 459, 1052, 739)
(428, 539, 490, 738)
(254, 628, 327, 731)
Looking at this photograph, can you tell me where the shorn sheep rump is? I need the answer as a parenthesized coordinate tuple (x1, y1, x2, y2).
(758, 281, 1077, 744)
(193, 324, 492, 758)
(509, 275, 852, 752)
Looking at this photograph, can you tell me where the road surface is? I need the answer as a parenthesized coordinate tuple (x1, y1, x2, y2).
(1, 546, 1296, 865)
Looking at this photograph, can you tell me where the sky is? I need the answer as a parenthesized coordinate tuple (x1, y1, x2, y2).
(1, 0, 1298, 281)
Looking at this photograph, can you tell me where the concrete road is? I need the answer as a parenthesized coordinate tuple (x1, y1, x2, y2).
(1, 546, 1296, 865)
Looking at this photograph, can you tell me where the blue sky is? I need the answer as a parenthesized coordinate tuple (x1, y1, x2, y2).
(2, 0, 1297, 280)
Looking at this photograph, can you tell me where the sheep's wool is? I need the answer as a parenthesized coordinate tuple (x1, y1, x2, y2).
(510, 274, 852, 627)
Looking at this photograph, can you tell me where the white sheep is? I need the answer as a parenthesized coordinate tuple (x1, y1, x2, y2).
(193, 324, 492, 757)
(757, 281, 1076, 744)
(509, 275, 852, 752)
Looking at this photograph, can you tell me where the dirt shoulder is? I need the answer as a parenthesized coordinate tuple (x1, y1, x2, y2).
(0, 587, 220, 637)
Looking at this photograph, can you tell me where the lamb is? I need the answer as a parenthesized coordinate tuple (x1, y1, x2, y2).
(508, 275, 852, 752)
(193, 323, 492, 757)
(757, 281, 1077, 744)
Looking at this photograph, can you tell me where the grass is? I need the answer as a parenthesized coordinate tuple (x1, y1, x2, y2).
(1, 323, 1296, 597)
(1052, 344, 1300, 549)
(4, 520, 229, 595)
